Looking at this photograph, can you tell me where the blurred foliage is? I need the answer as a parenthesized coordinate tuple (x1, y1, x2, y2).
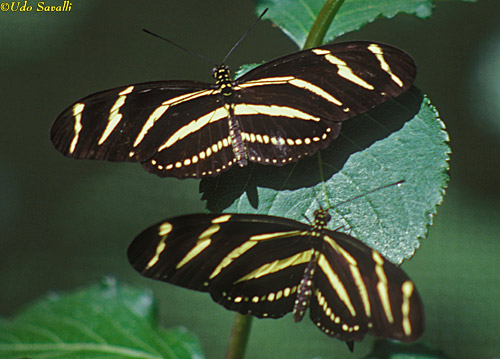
(0, 278, 204, 359)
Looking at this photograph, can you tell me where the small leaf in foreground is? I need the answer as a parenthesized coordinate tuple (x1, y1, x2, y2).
(0, 278, 204, 359)
(363, 339, 451, 359)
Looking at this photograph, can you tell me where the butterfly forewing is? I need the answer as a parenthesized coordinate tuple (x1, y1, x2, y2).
(128, 212, 424, 343)
(51, 81, 214, 161)
(309, 231, 424, 342)
(128, 214, 314, 318)
(128, 214, 308, 284)
(51, 41, 416, 178)
(236, 42, 415, 125)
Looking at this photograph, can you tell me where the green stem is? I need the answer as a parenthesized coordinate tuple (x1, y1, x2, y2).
(225, 314, 253, 359)
(316, 151, 333, 209)
(223, 3, 347, 357)
(303, 0, 346, 49)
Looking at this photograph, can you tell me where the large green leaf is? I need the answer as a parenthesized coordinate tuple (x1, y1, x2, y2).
(0, 278, 204, 359)
(253, 0, 474, 48)
(201, 89, 450, 264)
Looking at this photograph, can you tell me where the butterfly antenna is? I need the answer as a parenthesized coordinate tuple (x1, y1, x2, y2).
(301, 214, 312, 225)
(334, 180, 405, 209)
(311, 186, 325, 210)
(222, 8, 268, 64)
(142, 29, 217, 67)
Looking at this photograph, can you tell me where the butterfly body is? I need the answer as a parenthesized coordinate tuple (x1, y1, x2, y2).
(51, 41, 416, 178)
(128, 210, 424, 343)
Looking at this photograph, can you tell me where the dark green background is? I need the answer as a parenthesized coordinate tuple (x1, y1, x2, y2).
(1, 0, 499, 358)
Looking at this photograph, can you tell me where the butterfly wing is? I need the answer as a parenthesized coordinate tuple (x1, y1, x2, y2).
(129, 213, 424, 342)
(233, 41, 416, 165)
(50, 81, 240, 178)
(128, 213, 314, 318)
(51, 42, 416, 177)
(309, 230, 424, 342)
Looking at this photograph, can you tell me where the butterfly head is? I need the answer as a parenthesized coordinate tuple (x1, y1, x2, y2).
(212, 64, 231, 80)
(312, 209, 331, 228)
(213, 65, 233, 96)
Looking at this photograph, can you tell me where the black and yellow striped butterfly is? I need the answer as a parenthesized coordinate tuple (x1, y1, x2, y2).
(51, 41, 416, 178)
(127, 209, 424, 344)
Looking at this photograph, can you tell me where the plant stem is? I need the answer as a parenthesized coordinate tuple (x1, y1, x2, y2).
(223, 2, 346, 357)
(303, 0, 346, 49)
(225, 314, 253, 359)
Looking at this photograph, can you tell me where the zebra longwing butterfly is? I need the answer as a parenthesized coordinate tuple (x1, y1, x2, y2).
(50, 41, 416, 178)
(127, 210, 424, 343)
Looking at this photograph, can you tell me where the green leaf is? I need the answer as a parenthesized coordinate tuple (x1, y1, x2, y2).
(0, 278, 204, 359)
(201, 89, 450, 264)
(235, 63, 263, 78)
(363, 339, 451, 359)
(253, 0, 433, 48)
